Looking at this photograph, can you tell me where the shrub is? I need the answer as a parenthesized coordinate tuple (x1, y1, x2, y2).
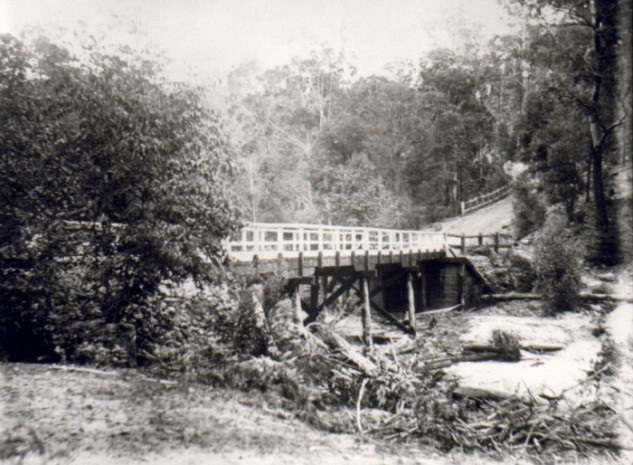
(0, 34, 239, 362)
(533, 211, 582, 314)
(507, 253, 537, 292)
(490, 330, 521, 361)
(512, 174, 547, 239)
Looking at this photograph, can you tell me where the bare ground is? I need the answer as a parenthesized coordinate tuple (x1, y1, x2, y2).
(0, 362, 540, 465)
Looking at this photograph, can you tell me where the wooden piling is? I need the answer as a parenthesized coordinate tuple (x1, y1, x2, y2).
(406, 273, 416, 335)
(318, 251, 327, 305)
(420, 263, 427, 312)
(361, 276, 373, 349)
(294, 283, 303, 324)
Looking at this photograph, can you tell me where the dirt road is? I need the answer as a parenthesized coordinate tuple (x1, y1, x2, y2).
(436, 195, 514, 236)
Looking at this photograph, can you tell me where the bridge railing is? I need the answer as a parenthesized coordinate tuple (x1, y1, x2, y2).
(460, 183, 512, 216)
(228, 222, 448, 262)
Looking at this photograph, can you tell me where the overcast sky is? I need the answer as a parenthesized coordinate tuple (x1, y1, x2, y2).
(1, 0, 515, 83)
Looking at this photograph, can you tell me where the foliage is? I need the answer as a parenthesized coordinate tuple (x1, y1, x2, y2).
(490, 329, 522, 361)
(533, 211, 582, 314)
(0, 34, 239, 361)
(227, 43, 513, 228)
(517, 88, 587, 221)
(512, 173, 547, 238)
(589, 336, 618, 380)
(507, 253, 537, 292)
(506, 0, 621, 266)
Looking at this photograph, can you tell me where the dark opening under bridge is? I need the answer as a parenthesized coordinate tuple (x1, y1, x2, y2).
(228, 222, 496, 344)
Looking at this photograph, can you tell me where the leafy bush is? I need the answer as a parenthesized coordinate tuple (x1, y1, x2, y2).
(507, 253, 537, 292)
(512, 174, 547, 239)
(490, 330, 521, 361)
(533, 211, 582, 314)
(0, 34, 238, 361)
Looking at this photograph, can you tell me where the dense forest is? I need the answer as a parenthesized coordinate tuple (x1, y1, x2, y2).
(222, 0, 629, 238)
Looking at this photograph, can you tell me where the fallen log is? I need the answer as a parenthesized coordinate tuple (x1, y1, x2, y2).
(481, 293, 541, 301)
(416, 304, 463, 317)
(462, 343, 562, 353)
(312, 324, 379, 377)
(453, 386, 517, 401)
(423, 352, 504, 370)
(481, 292, 633, 303)
(579, 292, 633, 303)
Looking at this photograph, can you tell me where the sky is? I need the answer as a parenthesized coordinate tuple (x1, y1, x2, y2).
(0, 0, 516, 83)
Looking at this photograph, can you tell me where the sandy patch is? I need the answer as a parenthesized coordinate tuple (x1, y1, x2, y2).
(448, 312, 601, 403)
(446, 339, 601, 402)
(459, 313, 593, 348)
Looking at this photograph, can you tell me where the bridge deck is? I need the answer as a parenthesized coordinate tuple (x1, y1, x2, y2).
(227, 222, 495, 343)
(228, 222, 448, 274)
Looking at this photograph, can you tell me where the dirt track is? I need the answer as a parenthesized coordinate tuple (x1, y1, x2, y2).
(437, 195, 513, 236)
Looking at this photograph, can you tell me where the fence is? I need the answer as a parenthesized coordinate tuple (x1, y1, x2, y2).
(460, 184, 513, 216)
(445, 233, 514, 254)
(228, 222, 448, 262)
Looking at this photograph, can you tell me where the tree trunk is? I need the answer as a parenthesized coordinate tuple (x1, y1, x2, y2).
(590, 135, 610, 228)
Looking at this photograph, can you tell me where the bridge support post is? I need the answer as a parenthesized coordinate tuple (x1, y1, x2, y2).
(458, 262, 466, 306)
(317, 252, 327, 306)
(420, 263, 427, 312)
(293, 283, 303, 325)
(361, 276, 373, 349)
(406, 273, 416, 335)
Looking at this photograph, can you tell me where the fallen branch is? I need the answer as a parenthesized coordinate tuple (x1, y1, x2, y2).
(311, 323, 379, 377)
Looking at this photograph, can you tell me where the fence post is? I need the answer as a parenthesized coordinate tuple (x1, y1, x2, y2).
(460, 201, 465, 216)
(461, 235, 466, 254)
(494, 233, 500, 253)
(478, 233, 483, 246)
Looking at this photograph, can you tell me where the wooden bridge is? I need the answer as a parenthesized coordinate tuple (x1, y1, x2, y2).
(227, 223, 495, 344)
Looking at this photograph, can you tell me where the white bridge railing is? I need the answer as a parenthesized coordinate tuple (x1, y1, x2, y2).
(228, 222, 448, 262)
(460, 183, 512, 216)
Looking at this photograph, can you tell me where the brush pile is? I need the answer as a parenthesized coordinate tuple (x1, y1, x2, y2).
(175, 283, 621, 460)
(379, 394, 620, 456)
(215, 309, 621, 459)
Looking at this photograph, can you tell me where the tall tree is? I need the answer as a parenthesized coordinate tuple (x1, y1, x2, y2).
(506, 0, 621, 263)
